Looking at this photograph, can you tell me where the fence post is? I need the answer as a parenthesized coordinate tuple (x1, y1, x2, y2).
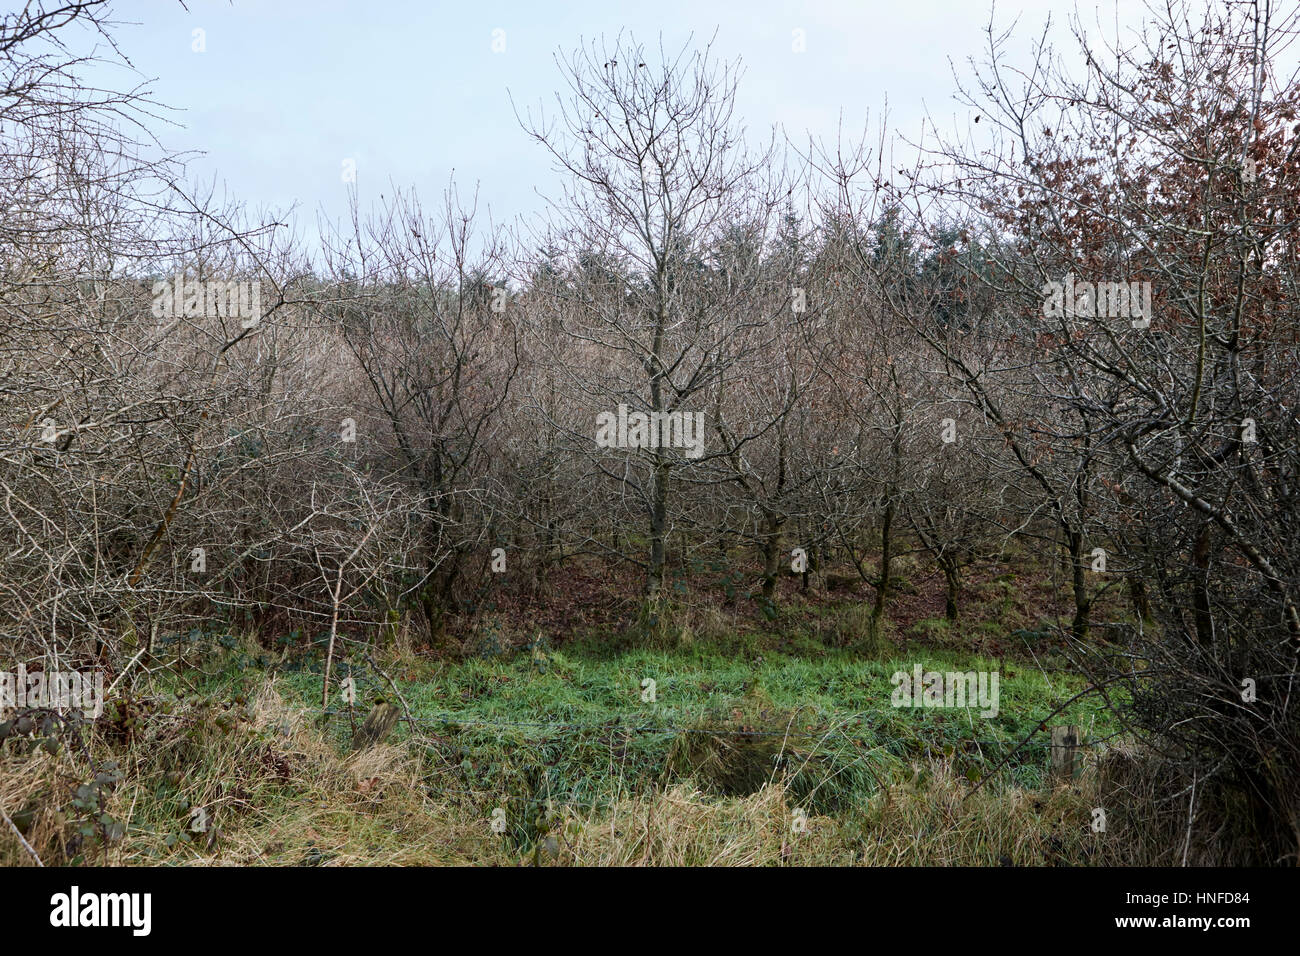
(1050, 725, 1082, 781)
(352, 700, 400, 751)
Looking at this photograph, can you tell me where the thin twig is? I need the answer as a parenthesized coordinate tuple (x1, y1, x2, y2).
(1, 801, 44, 867)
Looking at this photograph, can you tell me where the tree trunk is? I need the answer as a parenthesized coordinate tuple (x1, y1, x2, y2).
(1068, 529, 1090, 642)
(1127, 575, 1152, 623)
(646, 455, 669, 603)
(942, 559, 961, 621)
(760, 513, 785, 601)
(874, 497, 895, 618)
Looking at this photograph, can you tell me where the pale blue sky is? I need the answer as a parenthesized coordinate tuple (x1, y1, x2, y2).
(72, 0, 1139, 251)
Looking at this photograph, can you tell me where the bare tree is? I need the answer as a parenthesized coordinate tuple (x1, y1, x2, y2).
(519, 34, 785, 608)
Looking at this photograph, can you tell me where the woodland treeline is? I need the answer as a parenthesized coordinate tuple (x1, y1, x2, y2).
(3, 2, 1299, 859)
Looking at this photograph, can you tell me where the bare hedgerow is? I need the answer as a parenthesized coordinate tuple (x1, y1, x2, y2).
(820, 2, 1300, 862)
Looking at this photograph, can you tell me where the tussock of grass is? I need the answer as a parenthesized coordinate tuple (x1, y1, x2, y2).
(507, 764, 1122, 866)
(856, 760, 1112, 865)
(1, 682, 509, 866)
(559, 784, 841, 866)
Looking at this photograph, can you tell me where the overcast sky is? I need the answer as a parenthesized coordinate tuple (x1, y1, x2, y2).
(72, 0, 1158, 253)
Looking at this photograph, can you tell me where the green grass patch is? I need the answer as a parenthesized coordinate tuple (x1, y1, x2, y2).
(271, 640, 1117, 844)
